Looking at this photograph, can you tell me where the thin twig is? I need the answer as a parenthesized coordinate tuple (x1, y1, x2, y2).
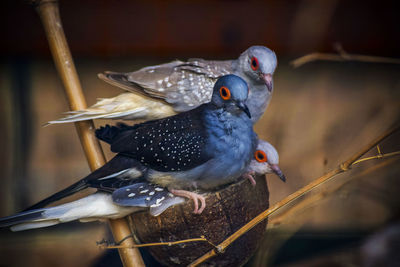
(99, 236, 217, 249)
(269, 157, 399, 227)
(352, 151, 400, 165)
(290, 52, 400, 68)
(189, 124, 400, 266)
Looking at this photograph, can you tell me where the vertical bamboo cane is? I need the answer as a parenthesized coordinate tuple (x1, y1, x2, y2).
(33, 1, 145, 266)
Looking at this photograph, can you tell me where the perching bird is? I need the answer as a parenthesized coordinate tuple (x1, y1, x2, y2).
(1, 74, 255, 230)
(0, 138, 284, 232)
(91, 74, 257, 209)
(245, 139, 286, 185)
(47, 46, 277, 125)
(0, 182, 186, 232)
(113, 139, 286, 214)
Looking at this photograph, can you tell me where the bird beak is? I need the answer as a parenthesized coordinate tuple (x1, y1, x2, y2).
(270, 164, 286, 182)
(236, 101, 251, 118)
(260, 73, 273, 92)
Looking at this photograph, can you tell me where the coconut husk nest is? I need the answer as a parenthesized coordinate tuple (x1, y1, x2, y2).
(128, 175, 270, 266)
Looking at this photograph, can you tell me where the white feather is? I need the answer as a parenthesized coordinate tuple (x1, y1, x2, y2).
(47, 93, 176, 124)
(9, 193, 138, 232)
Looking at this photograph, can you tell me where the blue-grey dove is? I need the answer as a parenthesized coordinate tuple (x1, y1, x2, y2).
(0, 138, 284, 231)
(47, 46, 277, 125)
(0, 75, 258, 231)
(0, 182, 185, 232)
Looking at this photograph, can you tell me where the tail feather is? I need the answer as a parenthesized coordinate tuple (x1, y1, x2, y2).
(45, 91, 175, 124)
(11, 221, 60, 232)
(0, 209, 45, 227)
(46, 108, 148, 125)
(2, 193, 136, 231)
(0, 208, 59, 232)
(23, 179, 88, 211)
(23, 154, 144, 211)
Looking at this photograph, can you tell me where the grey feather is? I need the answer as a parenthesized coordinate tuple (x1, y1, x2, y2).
(112, 183, 185, 215)
(0, 75, 258, 232)
(48, 46, 277, 124)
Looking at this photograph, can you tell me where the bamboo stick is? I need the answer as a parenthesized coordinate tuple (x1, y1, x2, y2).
(32, 1, 144, 266)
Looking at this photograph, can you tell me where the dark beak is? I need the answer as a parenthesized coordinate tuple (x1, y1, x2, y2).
(236, 101, 251, 118)
(260, 73, 273, 92)
(271, 164, 286, 182)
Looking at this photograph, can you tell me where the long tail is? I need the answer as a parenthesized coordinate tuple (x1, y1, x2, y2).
(1, 193, 136, 232)
(46, 92, 175, 125)
(23, 179, 88, 211)
(23, 155, 145, 211)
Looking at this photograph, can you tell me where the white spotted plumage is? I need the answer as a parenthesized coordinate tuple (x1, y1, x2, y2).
(47, 46, 277, 125)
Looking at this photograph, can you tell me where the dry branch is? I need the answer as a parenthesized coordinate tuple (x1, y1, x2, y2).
(100, 236, 217, 249)
(290, 44, 400, 68)
(32, 1, 144, 266)
(189, 123, 400, 266)
(269, 156, 399, 228)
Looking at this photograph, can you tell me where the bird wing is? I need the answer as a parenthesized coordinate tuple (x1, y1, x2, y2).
(99, 59, 233, 112)
(46, 92, 177, 125)
(112, 183, 185, 216)
(182, 58, 233, 78)
(99, 60, 184, 98)
(96, 108, 212, 172)
(23, 154, 145, 211)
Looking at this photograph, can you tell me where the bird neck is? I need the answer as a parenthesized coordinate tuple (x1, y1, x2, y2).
(203, 106, 254, 150)
(196, 107, 256, 189)
(230, 58, 240, 73)
(246, 86, 271, 123)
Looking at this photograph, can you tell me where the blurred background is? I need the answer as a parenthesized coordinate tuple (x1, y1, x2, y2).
(0, 0, 399, 266)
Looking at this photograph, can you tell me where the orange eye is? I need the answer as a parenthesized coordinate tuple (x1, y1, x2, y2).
(250, 57, 259, 71)
(254, 150, 267, 163)
(219, 86, 231, 100)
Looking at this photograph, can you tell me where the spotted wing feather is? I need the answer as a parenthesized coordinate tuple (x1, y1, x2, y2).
(99, 61, 184, 98)
(158, 59, 233, 111)
(112, 183, 178, 207)
(182, 58, 233, 78)
(90, 175, 145, 193)
(96, 107, 211, 172)
(100, 59, 234, 112)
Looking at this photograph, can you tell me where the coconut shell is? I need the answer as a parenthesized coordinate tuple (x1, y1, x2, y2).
(128, 175, 269, 266)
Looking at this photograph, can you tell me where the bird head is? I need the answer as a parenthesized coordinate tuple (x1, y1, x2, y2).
(211, 74, 251, 118)
(238, 46, 277, 92)
(248, 139, 286, 182)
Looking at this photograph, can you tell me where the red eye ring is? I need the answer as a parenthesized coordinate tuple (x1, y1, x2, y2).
(219, 86, 231, 100)
(250, 57, 259, 71)
(254, 150, 267, 163)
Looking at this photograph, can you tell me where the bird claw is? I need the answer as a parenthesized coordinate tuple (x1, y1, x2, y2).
(243, 171, 256, 186)
(169, 189, 206, 214)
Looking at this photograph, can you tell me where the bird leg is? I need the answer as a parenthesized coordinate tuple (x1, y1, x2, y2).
(243, 171, 256, 186)
(169, 189, 206, 214)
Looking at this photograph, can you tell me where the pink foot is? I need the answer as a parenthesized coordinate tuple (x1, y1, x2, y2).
(243, 171, 256, 186)
(169, 189, 206, 214)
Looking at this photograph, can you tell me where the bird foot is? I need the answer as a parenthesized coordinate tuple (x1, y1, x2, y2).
(243, 171, 256, 186)
(169, 189, 206, 214)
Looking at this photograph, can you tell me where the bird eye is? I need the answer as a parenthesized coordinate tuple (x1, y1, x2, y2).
(250, 57, 259, 71)
(254, 150, 267, 163)
(219, 86, 231, 100)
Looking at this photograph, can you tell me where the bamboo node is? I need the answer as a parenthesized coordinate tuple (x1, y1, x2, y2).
(339, 163, 351, 171)
(216, 245, 225, 254)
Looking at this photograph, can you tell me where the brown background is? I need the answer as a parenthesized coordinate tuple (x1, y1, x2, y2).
(0, 0, 399, 266)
